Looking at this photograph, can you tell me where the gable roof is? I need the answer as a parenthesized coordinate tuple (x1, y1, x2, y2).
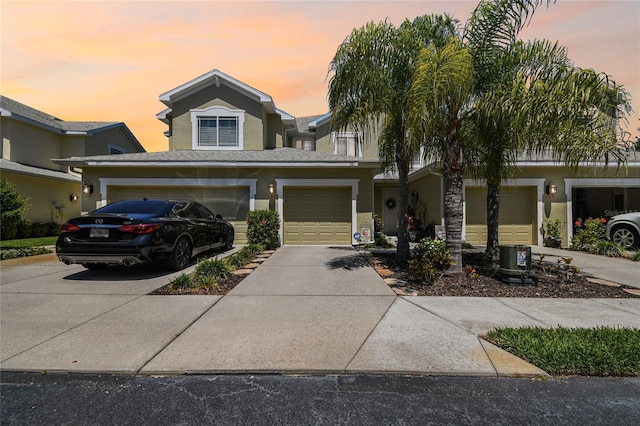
(0, 96, 146, 152)
(53, 147, 380, 169)
(157, 69, 294, 123)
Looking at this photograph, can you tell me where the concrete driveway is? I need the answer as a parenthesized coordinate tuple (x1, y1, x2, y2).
(1, 246, 638, 376)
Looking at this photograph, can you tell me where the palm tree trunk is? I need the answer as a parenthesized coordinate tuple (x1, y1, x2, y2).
(442, 121, 464, 274)
(395, 137, 411, 264)
(485, 182, 500, 261)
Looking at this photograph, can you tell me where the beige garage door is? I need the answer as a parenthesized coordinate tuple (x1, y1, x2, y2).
(108, 186, 249, 243)
(465, 186, 536, 245)
(283, 187, 351, 245)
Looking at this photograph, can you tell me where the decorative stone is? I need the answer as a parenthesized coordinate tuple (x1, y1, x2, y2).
(384, 278, 407, 287)
(586, 277, 621, 287)
(251, 258, 267, 263)
(623, 288, 640, 296)
(243, 263, 261, 269)
(232, 269, 252, 275)
(375, 268, 393, 277)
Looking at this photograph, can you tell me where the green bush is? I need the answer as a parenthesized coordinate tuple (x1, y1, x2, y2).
(170, 273, 192, 289)
(226, 243, 264, 269)
(408, 238, 452, 283)
(591, 240, 628, 258)
(195, 257, 231, 279)
(246, 210, 280, 249)
(570, 217, 607, 252)
(1, 179, 29, 240)
(632, 251, 640, 262)
(0, 246, 52, 260)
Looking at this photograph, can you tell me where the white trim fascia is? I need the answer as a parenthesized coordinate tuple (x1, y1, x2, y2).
(515, 161, 640, 167)
(308, 112, 331, 129)
(275, 178, 360, 245)
(84, 161, 371, 168)
(98, 177, 257, 211)
(159, 69, 277, 113)
(462, 178, 546, 247)
(564, 177, 640, 243)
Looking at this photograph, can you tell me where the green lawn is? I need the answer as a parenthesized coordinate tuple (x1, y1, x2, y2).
(485, 326, 640, 376)
(0, 236, 58, 249)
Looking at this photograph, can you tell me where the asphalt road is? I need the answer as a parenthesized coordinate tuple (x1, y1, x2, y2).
(2, 373, 639, 425)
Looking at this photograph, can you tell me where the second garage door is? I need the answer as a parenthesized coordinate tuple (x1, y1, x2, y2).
(108, 186, 250, 244)
(465, 186, 536, 245)
(283, 187, 352, 245)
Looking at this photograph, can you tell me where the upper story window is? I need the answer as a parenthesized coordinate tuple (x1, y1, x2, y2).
(333, 132, 361, 157)
(191, 106, 244, 150)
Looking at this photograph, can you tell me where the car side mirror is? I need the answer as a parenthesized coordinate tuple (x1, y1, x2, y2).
(216, 214, 223, 221)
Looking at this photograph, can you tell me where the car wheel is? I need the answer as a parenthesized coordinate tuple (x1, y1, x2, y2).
(224, 229, 234, 251)
(611, 226, 639, 249)
(167, 237, 192, 270)
(82, 263, 108, 271)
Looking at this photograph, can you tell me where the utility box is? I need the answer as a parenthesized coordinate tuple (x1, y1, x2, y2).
(499, 245, 533, 284)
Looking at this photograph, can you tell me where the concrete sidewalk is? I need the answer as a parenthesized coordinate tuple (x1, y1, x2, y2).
(1, 246, 639, 377)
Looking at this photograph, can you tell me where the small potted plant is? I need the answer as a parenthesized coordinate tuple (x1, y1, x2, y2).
(407, 206, 423, 242)
(543, 219, 562, 248)
(373, 213, 384, 238)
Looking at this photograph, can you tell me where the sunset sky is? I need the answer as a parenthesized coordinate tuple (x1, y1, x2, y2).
(2, 0, 639, 152)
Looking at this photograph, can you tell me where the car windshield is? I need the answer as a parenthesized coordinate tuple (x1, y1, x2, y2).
(92, 200, 172, 216)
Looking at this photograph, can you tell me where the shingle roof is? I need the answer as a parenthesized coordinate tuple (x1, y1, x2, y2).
(1, 95, 123, 134)
(53, 147, 380, 168)
(0, 158, 81, 182)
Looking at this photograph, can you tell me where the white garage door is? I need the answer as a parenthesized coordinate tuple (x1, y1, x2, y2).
(283, 187, 351, 245)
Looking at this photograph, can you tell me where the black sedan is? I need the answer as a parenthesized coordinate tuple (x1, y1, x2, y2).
(56, 199, 234, 270)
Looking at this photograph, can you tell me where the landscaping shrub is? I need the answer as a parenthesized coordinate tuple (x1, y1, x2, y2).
(591, 240, 628, 258)
(169, 273, 192, 289)
(408, 238, 452, 282)
(195, 257, 231, 279)
(246, 210, 280, 249)
(570, 217, 607, 252)
(1, 179, 29, 240)
(0, 246, 51, 260)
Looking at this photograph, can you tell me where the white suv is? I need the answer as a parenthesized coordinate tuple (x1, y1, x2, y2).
(606, 212, 640, 249)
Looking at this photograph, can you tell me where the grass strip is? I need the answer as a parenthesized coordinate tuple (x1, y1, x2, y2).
(485, 326, 640, 376)
(0, 236, 58, 249)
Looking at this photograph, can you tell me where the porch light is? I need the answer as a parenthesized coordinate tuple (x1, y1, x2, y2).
(410, 191, 419, 203)
(546, 181, 558, 198)
(70, 193, 79, 204)
(269, 181, 275, 198)
(82, 181, 94, 198)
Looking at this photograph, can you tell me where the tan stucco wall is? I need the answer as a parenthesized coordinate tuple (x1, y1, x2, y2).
(167, 85, 274, 151)
(1, 118, 66, 171)
(84, 127, 144, 156)
(3, 172, 81, 223)
(80, 165, 377, 242)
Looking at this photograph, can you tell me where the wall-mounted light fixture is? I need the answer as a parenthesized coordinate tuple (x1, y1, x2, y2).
(545, 181, 558, 198)
(268, 181, 275, 198)
(70, 193, 79, 204)
(410, 191, 419, 203)
(82, 181, 94, 198)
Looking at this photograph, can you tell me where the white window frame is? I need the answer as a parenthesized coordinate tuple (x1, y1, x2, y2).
(191, 106, 245, 150)
(332, 132, 362, 157)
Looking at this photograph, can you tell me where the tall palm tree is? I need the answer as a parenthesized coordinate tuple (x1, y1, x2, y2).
(407, 38, 476, 273)
(328, 15, 457, 263)
(464, 0, 632, 258)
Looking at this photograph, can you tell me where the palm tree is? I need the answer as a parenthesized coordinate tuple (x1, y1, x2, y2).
(328, 15, 457, 263)
(464, 0, 632, 259)
(407, 38, 475, 273)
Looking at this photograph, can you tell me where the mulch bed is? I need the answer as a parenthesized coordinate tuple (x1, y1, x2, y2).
(363, 250, 639, 298)
(151, 248, 639, 298)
